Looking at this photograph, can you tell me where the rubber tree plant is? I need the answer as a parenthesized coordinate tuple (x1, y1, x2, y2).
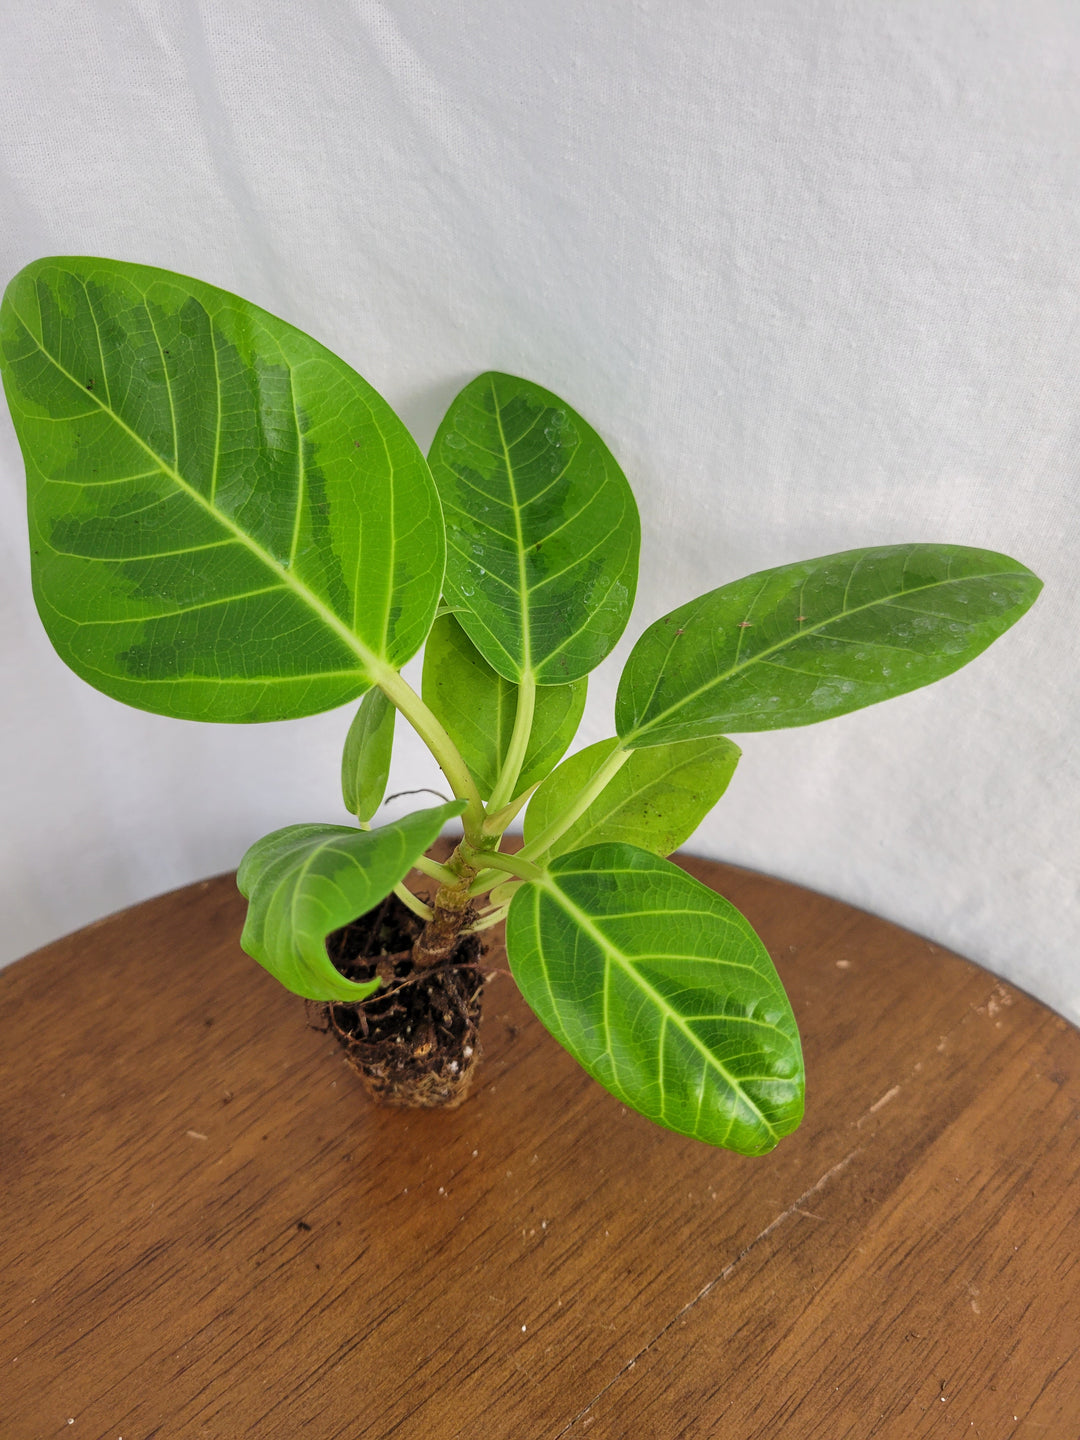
(0, 258, 1042, 1156)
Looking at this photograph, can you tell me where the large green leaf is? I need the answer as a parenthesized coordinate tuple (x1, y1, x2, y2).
(421, 612, 586, 800)
(616, 544, 1042, 746)
(429, 372, 639, 684)
(237, 801, 465, 1001)
(341, 687, 395, 823)
(506, 844, 804, 1153)
(0, 257, 444, 722)
(523, 734, 741, 860)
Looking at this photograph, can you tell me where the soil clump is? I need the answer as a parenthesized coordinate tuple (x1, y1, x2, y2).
(321, 891, 485, 1108)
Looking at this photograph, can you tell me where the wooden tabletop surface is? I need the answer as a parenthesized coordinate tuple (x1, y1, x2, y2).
(2, 853, 1078, 1440)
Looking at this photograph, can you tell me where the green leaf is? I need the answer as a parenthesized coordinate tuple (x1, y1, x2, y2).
(421, 612, 586, 800)
(341, 687, 395, 822)
(429, 372, 639, 684)
(523, 734, 741, 860)
(616, 544, 1042, 746)
(506, 844, 804, 1153)
(237, 801, 465, 1001)
(0, 257, 444, 723)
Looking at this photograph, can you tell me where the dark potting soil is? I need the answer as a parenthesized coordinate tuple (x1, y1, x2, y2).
(320, 891, 485, 1109)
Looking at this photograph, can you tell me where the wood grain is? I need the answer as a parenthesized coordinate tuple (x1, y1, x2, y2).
(1, 854, 1078, 1439)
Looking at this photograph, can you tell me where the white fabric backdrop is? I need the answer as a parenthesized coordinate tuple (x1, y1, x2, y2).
(1, 1, 1077, 1018)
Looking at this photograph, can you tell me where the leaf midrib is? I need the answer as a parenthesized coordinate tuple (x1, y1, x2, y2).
(491, 376, 533, 680)
(12, 297, 388, 683)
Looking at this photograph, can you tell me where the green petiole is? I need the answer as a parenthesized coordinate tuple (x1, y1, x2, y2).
(487, 672, 536, 814)
(519, 744, 632, 861)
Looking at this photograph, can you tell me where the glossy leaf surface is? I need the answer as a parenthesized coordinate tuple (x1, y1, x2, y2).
(341, 687, 395, 823)
(429, 372, 639, 684)
(506, 844, 804, 1153)
(421, 612, 586, 799)
(616, 544, 1042, 746)
(523, 734, 741, 860)
(237, 801, 465, 1001)
(0, 257, 444, 722)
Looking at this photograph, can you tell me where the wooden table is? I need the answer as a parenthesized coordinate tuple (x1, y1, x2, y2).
(2, 856, 1078, 1439)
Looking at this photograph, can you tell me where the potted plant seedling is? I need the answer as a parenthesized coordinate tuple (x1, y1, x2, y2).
(0, 257, 1042, 1156)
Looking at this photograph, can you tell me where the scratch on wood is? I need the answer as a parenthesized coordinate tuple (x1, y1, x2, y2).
(869, 1085, 901, 1114)
(854, 1084, 902, 1128)
(553, 1148, 861, 1436)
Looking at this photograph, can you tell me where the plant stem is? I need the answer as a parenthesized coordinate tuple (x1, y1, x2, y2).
(482, 781, 540, 837)
(393, 881, 434, 922)
(467, 849, 545, 886)
(487, 672, 536, 814)
(413, 853, 459, 886)
(476, 880, 522, 914)
(466, 865, 521, 899)
(467, 902, 513, 933)
(518, 743, 632, 861)
(375, 666, 485, 842)
(411, 868, 476, 967)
